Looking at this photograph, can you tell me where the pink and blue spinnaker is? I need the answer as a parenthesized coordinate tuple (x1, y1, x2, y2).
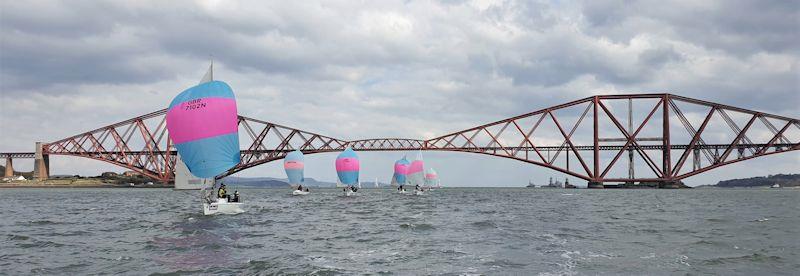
(393, 156, 409, 185)
(166, 81, 240, 178)
(335, 147, 359, 185)
(284, 150, 305, 186)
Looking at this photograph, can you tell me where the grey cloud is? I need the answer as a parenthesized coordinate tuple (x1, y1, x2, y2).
(581, 0, 800, 56)
(495, 34, 658, 87)
(638, 45, 682, 67)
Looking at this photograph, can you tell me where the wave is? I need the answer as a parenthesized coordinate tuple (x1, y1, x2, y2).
(399, 223, 436, 231)
(700, 253, 782, 265)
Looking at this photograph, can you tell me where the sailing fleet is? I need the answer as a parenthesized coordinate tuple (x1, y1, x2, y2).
(167, 66, 443, 215)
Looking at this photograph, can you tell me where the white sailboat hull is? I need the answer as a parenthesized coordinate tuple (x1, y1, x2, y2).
(203, 198, 244, 215)
(413, 190, 425, 196)
(292, 190, 310, 196)
(344, 190, 358, 197)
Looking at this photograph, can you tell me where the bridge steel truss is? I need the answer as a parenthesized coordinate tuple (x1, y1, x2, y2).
(424, 94, 799, 184)
(37, 94, 798, 183)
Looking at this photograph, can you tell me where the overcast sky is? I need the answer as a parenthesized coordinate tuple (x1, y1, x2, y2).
(1, 0, 798, 186)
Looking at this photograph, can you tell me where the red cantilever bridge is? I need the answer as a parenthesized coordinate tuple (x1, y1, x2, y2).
(3, 94, 798, 187)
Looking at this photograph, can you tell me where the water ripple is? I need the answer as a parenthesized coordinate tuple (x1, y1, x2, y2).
(0, 187, 796, 275)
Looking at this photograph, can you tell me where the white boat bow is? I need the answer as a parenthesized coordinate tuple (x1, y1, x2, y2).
(292, 190, 310, 196)
(203, 198, 245, 215)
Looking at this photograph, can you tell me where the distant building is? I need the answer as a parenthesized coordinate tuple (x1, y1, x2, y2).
(101, 172, 119, 178)
(123, 171, 141, 177)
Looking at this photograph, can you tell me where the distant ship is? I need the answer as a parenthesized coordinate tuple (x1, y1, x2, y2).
(771, 184, 781, 188)
(531, 177, 575, 188)
(564, 178, 576, 189)
(541, 177, 562, 188)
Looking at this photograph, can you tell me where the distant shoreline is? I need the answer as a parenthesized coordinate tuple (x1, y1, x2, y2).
(0, 185, 172, 188)
(0, 179, 172, 189)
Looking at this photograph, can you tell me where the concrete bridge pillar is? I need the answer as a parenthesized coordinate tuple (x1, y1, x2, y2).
(33, 142, 49, 181)
(4, 157, 12, 177)
(587, 181, 604, 189)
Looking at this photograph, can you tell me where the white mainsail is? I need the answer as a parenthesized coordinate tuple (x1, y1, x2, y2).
(174, 154, 212, 190)
(199, 61, 213, 84)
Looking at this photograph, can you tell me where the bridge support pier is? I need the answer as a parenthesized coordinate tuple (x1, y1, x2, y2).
(33, 142, 49, 181)
(4, 157, 12, 177)
(587, 181, 604, 189)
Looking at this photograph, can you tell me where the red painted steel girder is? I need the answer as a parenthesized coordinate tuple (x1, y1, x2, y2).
(423, 93, 799, 182)
(31, 93, 799, 183)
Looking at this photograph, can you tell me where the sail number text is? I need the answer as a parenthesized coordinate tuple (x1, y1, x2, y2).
(184, 99, 207, 110)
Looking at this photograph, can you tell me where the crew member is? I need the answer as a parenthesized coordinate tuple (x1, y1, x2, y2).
(232, 191, 240, 202)
(218, 183, 227, 200)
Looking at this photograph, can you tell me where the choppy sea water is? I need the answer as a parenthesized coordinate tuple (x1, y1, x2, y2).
(1, 187, 798, 275)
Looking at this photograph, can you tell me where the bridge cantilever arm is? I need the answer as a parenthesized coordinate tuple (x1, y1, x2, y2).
(14, 93, 798, 183)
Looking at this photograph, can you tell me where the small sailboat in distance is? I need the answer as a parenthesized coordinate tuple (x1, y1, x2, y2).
(336, 147, 360, 196)
(425, 167, 439, 189)
(392, 156, 409, 193)
(285, 150, 309, 196)
(407, 152, 425, 195)
(166, 64, 243, 215)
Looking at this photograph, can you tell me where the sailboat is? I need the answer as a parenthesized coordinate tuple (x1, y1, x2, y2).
(391, 156, 409, 193)
(167, 63, 243, 215)
(285, 150, 309, 196)
(374, 177, 379, 188)
(407, 152, 426, 195)
(425, 167, 439, 189)
(336, 147, 360, 196)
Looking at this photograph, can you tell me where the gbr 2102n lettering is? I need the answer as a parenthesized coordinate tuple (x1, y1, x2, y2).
(184, 99, 206, 110)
